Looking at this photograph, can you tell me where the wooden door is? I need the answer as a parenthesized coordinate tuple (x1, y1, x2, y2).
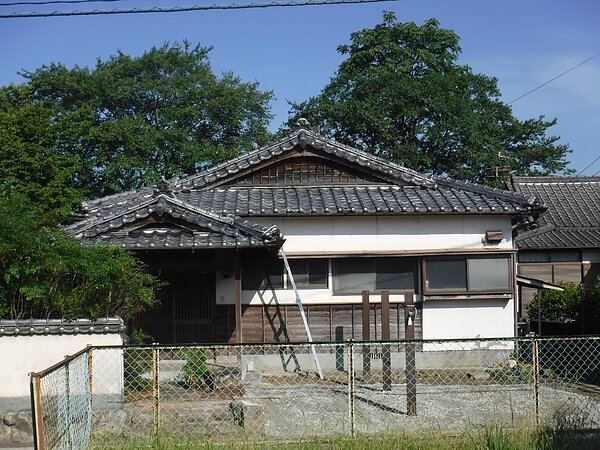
(134, 273, 215, 344)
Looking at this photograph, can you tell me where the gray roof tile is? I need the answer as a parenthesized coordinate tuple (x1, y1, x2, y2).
(68, 128, 546, 249)
(511, 176, 600, 249)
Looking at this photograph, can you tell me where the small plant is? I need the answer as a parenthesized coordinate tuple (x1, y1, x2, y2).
(180, 347, 212, 391)
(488, 360, 532, 383)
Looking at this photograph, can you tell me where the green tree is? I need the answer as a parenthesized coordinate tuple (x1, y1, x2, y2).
(6, 41, 273, 198)
(288, 13, 571, 184)
(0, 193, 161, 320)
(0, 85, 88, 222)
(528, 281, 582, 323)
(528, 278, 600, 333)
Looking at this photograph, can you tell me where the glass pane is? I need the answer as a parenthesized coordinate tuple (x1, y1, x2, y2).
(288, 260, 308, 287)
(468, 258, 510, 290)
(375, 258, 416, 291)
(288, 259, 328, 288)
(333, 259, 374, 293)
(308, 260, 328, 286)
(242, 257, 283, 290)
(426, 260, 466, 290)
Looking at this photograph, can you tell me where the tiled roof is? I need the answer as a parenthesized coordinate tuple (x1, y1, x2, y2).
(511, 176, 600, 249)
(67, 125, 545, 249)
(66, 191, 283, 250)
(0, 318, 124, 336)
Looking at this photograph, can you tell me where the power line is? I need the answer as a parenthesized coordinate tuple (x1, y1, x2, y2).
(576, 154, 600, 177)
(0, 0, 122, 7)
(508, 52, 600, 105)
(0, 0, 396, 18)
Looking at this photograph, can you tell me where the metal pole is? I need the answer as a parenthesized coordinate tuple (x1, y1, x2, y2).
(152, 348, 160, 438)
(347, 341, 355, 437)
(532, 339, 540, 425)
(405, 292, 417, 416)
(65, 362, 72, 449)
(280, 249, 323, 379)
(381, 290, 392, 391)
(87, 347, 93, 410)
(30, 373, 46, 450)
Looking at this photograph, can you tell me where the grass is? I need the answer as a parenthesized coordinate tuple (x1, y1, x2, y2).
(88, 424, 600, 450)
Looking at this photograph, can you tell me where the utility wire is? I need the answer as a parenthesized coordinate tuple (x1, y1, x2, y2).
(0, 0, 396, 18)
(508, 52, 600, 105)
(0, 0, 122, 6)
(575, 154, 600, 177)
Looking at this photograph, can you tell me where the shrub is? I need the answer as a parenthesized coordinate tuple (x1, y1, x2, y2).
(180, 347, 212, 391)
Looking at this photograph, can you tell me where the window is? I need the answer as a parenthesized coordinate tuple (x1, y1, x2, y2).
(242, 256, 283, 290)
(333, 257, 417, 294)
(288, 259, 329, 289)
(242, 257, 328, 290)
(424, 256, 511, 293)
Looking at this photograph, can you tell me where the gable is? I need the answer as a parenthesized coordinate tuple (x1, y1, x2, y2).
(66, 193, 283, 249)
(225, 154, 395, 187)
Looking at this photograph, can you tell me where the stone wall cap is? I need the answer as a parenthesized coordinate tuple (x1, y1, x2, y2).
(0, 318, 125, 337)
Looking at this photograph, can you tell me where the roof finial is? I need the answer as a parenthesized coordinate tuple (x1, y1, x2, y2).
(154, 176, 175, 197)
(295, 118, 312, 130)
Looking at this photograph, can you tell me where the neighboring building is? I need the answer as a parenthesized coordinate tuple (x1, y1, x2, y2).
(66, 121, 544, 344)
(510, 176, 600, 327)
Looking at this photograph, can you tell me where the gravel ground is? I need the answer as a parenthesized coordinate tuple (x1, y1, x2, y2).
(243, 381, 600, 437)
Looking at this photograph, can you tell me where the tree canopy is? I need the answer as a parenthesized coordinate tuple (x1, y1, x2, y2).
(0, 193, 161, 320)
(288, 13, 572, 184)
(3, 41, 274, 200)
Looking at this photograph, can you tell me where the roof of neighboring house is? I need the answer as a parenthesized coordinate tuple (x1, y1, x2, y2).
(67, 122, 545, 249)
(510, 176, 600, 249)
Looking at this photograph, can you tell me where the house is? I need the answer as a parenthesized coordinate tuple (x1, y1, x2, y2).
(66, 121, 545, 344)
(510, 176, 600, 330)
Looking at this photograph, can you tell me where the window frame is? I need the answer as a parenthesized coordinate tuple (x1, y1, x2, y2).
(422, 255, 513, 295)
(242, 256, 329, 291)
(332, 257, 418, 295)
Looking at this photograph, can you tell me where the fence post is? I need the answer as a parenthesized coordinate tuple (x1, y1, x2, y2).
(347, 341, 355, 437)
(87, 347, 93, 410)
(381, 290, 392, 391)
(30, 373, 46, 450)
(532, 339, 540, 425)
(405, 292, 417, 416)
(65, 360, 73, 448)
(152, 347, 160, 438)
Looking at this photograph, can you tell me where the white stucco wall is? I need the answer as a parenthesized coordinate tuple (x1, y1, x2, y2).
(215, 214, 517, 340)
(252, 215, 513, 254)
(0, 333, 122, 403)
(421, 298, 515, 340)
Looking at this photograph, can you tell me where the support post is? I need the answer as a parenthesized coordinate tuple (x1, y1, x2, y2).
(87, 347, 93, 409)
(381, 290, 392, 391)
(532, 339, 540, 425)
(347, 341, 355, 437)
(152, 347, 160, 438)
(235, 252, 243, 344)
(30, 373, 46, 450)
(362, 290, 371, 380)
(404, 292, 417, 416)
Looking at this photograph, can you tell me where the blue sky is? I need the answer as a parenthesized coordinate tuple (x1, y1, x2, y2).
(1, 0, 599, 175)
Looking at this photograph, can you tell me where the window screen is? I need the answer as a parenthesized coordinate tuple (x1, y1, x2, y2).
(375, 258, 416, 291)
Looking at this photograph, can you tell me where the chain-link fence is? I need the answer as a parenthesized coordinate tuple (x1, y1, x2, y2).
(31, 337, 600, 449)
